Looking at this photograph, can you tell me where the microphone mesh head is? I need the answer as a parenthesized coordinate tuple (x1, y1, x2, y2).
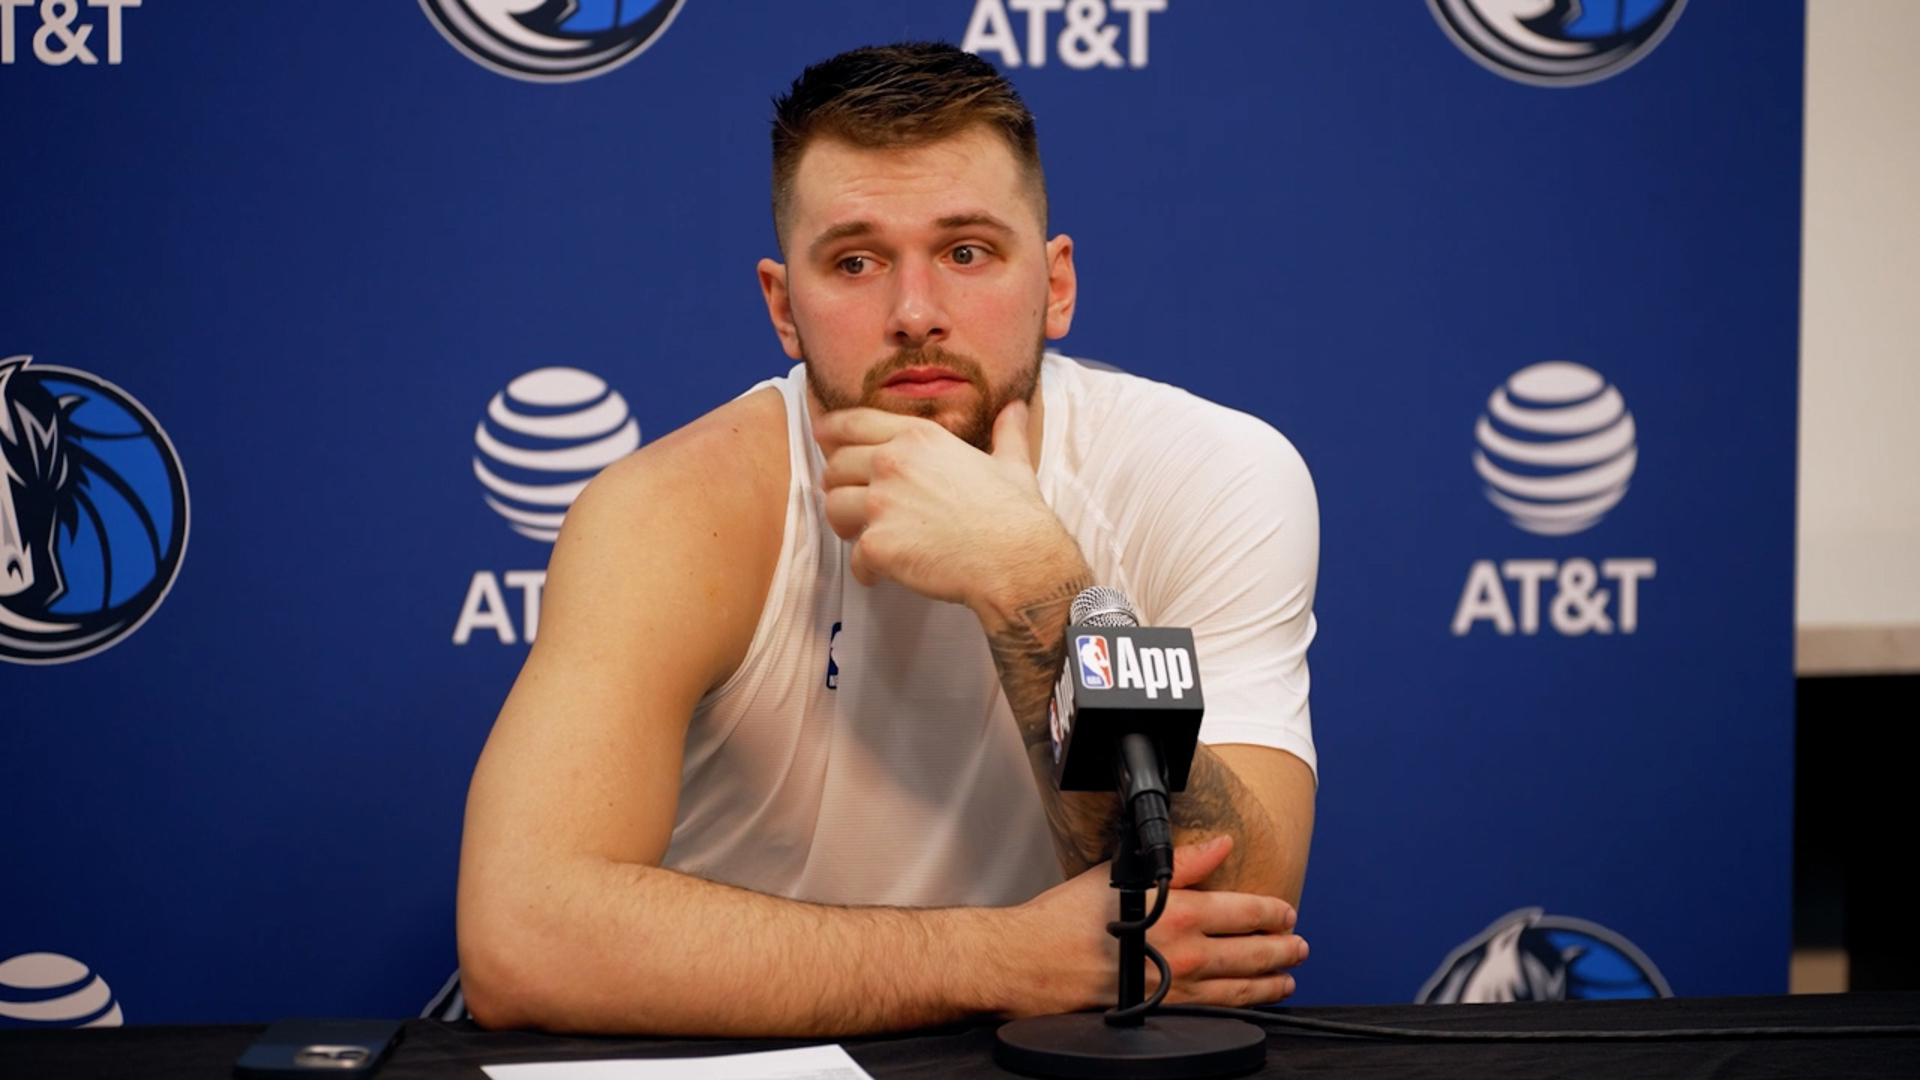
(1071, 585, 1139, 627)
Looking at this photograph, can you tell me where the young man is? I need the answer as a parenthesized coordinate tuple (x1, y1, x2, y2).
(456, 42, 1319, 1037)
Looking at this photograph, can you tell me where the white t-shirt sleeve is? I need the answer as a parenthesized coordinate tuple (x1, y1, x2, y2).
(1123, 403, 1320, 780)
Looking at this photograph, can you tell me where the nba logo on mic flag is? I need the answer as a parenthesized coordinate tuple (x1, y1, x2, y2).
(1076, 635, 1112, 689)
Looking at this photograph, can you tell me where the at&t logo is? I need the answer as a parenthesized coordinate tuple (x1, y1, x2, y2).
(963, 0, 1167, 70)
(1428, 0, 1687, 87)
(1474, 361, 1634, 536)
(454, 366, 639, 646)
(1, 355, 189, 665)
(1451, 360, 1654, 637)
(420, 0, 686, 83)
(0, 952, 123, 1028)
(0, 0, 139, 65)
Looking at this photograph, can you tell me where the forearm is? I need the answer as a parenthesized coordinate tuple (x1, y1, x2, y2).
(1168, 744, 1308, 902)
(1016, 738, 1304, 896)
(974, 561, 1119, 878)
(459, 858, 1016, 1037)
(979, 560, 1309, 899)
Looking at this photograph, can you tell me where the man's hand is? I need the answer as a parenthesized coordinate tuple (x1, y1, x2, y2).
(1005, 835, 1307, 1014)
(817, 400, 1082, 618)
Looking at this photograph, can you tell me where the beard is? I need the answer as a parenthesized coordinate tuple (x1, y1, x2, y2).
(804, 339, 1042, 452)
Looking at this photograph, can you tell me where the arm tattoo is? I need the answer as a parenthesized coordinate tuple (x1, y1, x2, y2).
(987, 579, 1279, 885)
(1166, 745, 1257, 884)
(983, 574, 1119, 875)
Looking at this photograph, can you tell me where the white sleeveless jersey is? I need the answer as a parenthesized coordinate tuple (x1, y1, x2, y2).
(660, 354, 1319, 908)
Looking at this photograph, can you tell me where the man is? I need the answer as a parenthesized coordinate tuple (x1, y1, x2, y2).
(456, 42, 1318, 1037)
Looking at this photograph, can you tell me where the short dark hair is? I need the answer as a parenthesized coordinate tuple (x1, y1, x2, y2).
(770, 42, 1046, 247)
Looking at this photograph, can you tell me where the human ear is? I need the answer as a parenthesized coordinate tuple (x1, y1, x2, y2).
(1043, 235, 1077, 340)
(757, 257, 804, 360)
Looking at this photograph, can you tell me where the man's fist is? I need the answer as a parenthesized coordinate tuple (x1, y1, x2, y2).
(998, 835, 1308, 1017)
(816, 400, 1082, 619)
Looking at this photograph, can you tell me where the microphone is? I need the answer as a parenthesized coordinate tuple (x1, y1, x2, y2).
(996, 589, 1264, 1078)
(1054, 586, 1205, 880)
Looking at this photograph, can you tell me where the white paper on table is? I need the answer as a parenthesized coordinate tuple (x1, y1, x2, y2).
(480, 1044, 876, 1080)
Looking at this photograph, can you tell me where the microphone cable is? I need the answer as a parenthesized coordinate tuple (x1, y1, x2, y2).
(1153, 1003, 1920, 1042)
(1104, 872, 1173, 1025)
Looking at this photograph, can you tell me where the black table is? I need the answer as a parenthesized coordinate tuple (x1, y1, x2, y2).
(6, 993, 1918, 1080)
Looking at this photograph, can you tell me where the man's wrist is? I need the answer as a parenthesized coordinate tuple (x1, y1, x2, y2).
(925, 904, 1025, 1019)
(935, 895, 1094, 1020)
(970, 525, 1092, 630)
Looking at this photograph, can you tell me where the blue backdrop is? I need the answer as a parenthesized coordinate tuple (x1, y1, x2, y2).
(1, 0, 1801, 1023)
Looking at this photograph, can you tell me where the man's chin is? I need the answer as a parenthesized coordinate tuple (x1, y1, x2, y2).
(865, 393, 993, 450)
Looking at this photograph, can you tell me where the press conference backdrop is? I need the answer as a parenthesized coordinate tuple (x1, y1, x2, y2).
(1, 2, 1799, 1023)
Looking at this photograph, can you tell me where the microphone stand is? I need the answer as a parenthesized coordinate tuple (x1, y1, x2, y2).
(1111, 821, 1152, 1019)
(994, 745, 1268, 1079)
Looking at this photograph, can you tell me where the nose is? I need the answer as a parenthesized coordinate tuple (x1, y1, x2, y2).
(886, 256, 949, 349)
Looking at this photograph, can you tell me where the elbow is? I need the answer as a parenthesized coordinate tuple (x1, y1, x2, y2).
(456, 891, 577, 1031)
(457, 917, 540, 1030)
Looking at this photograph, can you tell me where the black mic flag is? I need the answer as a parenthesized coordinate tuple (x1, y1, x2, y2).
(1053, 588, 1206, 794)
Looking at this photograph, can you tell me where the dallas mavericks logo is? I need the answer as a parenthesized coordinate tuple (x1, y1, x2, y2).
(1428, 0, 1688, 86)
(1418, 907, 1672, 1003)
(473, 367, 639, 542)
(1474, 361, 1636, 536)
(0, 356, 189, 665)
(420, 0, 687, 83)
(0, 952, 123, 1028)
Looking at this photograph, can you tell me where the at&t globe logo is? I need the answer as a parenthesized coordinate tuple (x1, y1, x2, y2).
(1473, 360, 1635, 537)
(1450, 358, 1655, 638)
(0, 356, 189, 665)
(1428, 0, 1687, 87)
(420, 0, 687, 83)
(455, 366, 639, 646)
(0, 952, 123, 1028)
(473, 366, 639, 544)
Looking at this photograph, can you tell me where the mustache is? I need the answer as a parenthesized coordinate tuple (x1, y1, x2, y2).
(858, 346, 988, 402)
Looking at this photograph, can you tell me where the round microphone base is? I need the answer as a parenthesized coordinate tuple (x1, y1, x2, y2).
(993, 1013, 1267, 1079)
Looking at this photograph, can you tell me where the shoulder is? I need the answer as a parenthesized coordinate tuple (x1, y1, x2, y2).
(565, 385, 790, 547)
(536, 385, 791, 691)
(1052, 357, 1314, 508)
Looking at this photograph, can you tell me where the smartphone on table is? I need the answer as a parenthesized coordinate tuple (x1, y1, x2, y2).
(234, 1017, 403, 1077)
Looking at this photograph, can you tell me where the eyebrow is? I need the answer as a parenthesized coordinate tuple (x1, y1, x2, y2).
(935, 212, 1016, 234)
(807, 221, 875, 261)
(805, 213, 1018, 261)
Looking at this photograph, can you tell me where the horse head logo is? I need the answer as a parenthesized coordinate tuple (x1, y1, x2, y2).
(0, 357, 73, 605)
(0, 356, 188, 665)
(420, 0, 688, 82)
(1418, 907, 1673, 1003)
(1428, 0, 1689, 86)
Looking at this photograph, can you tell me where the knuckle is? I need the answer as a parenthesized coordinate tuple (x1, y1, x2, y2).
(1234, 980, 1271, 1008)
(1272, 939, 1296, 970)
(1158, 904, 1199, 936)
(1272, 900, 1296, 930)
(1163, 946, 1204, 981)
(1226, 896, 1260, 929)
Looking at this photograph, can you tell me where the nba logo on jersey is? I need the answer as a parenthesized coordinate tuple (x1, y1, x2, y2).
(1076, 634, 1112, 690)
